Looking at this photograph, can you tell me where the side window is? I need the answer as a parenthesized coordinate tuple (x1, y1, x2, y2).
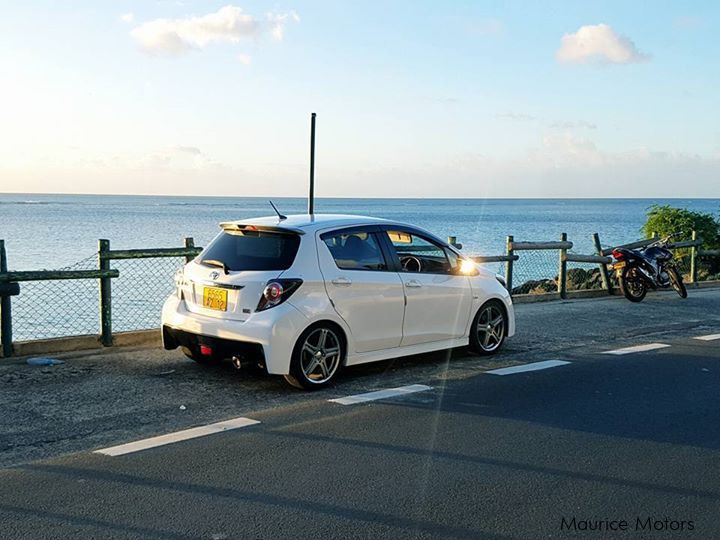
(322, 230, 388, 271)
(384, 230, 453, 274)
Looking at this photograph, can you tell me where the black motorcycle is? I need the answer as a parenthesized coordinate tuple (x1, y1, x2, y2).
(610, 234, 688, 302)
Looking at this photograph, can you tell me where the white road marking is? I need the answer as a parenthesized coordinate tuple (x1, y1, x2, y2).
(94, 417, 260, 457)
(694, 334, 720, 341)
(486, 360, 571, 376)
(602, 343, 671, 355)
(329, 384, 432, 405)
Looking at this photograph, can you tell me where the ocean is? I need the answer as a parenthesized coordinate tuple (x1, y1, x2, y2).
(2, 194, 718, 269)
(0, 194, 717, 341)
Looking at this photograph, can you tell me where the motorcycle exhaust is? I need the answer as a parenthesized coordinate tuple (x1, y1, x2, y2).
(636, 266, 658, 289)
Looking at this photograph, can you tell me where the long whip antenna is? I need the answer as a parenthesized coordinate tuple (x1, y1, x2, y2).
(308, 112, 316, 215)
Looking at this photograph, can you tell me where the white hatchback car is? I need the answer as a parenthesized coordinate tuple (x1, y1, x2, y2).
(162, 214, 514, 389)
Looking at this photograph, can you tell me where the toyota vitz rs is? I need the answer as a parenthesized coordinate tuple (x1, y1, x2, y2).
(162, 214, 514, 389)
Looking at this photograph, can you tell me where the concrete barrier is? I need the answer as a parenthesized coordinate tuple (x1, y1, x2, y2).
(8, 330, 161, 358)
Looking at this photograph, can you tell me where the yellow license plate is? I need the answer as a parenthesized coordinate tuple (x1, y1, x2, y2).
(202, 287, 228, 311)
(613, 261, 626, 270)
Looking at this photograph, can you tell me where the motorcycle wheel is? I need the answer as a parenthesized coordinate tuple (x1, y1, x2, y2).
(668, 267, 688, 298)
(619, 267, 647, 302)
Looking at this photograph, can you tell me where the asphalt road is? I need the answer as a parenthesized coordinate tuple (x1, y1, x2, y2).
(1, 289, 719, 538)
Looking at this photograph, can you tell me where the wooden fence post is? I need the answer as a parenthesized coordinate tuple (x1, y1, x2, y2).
(592, 232, 611, 294)
(690, 230, 698, 284)
(0, 240, 13, 358)
(98, 239, 113, 347)
(505, 235, 514, 293)
(558, 233, 568, 299)
(184, 237, 196, 263)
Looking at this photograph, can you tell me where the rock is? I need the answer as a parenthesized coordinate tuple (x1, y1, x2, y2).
(512, 279, 556, 295)
(512, 267, 612, 295)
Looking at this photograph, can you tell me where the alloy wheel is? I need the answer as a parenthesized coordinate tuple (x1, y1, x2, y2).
(300, 327, 342, 384)
(476, 305, 505, 352)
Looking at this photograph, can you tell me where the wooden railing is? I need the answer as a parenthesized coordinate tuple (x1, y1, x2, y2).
(0, 238, 201, 357)
(471, 230, 713, 299)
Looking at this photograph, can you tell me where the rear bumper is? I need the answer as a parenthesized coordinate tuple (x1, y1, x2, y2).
(162, 326, 266, 362)
(161, 295, 309, 375)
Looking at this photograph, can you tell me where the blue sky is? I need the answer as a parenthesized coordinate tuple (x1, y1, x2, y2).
(0, 1, 718, 197)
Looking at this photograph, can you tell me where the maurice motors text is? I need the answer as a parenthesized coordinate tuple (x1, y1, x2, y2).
(560, 516, 695, 532)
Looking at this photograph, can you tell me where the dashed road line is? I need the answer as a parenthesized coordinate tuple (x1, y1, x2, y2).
(94, 417, 261, 457)
(329, 384, 432, 405)
(694, 334, 720, 342)
(602, 343, 671, 355)
(486, 360, 571, 375)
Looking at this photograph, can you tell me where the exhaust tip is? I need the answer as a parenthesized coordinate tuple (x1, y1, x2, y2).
(232, 356, 243, 370)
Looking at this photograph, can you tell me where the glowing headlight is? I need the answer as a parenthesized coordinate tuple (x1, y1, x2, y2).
(460, 259, 477, 275)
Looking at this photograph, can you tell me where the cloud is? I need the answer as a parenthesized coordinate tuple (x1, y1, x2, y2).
(550, 120, 597, 130)
(137, 145, 225, 171)
(497, 112, 536, 121)
(129, 5, 298, 55)
(556, 24, 649, 64)
(173, 145, 202, 155)
(237, 53, 252, 65)
(120, 13, 134, 24)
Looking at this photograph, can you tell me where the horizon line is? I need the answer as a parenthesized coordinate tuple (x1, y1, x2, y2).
(1, 192, 719, 201)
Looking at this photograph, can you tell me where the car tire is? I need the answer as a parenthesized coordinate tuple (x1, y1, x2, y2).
(284, 323, 344, 390)
(469, 300, 507, 355)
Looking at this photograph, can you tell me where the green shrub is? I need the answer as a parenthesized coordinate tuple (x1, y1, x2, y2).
(642, 205, 720, 248)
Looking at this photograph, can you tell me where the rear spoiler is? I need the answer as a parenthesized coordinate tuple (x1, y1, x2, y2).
(219, 223, 305, 235)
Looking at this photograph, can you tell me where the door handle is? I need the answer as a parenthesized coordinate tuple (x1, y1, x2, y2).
(405, 279, 422, 288)
(331, 277, 352, 286)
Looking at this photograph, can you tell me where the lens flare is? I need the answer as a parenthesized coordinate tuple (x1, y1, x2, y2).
(460, 259, 477, 274)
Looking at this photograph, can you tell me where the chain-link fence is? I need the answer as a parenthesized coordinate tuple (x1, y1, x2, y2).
(510, 249, 559, 294)
(110, 257, 185, 333)
(11, 255, 99, 341)
(471, 232, 720, 296)
(697, 255, 720, 281)
(0, 239, 199, 355)
(565, 258, 605, 292)
(2, 231, 720, 354)
(6, 251, 188, 342)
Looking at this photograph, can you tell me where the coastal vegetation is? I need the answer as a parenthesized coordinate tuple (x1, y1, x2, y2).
(642, 205, 720, 248)
(643, 205, 720, 277)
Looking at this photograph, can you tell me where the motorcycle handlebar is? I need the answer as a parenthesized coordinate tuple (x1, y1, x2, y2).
(648, 231, 682, 247)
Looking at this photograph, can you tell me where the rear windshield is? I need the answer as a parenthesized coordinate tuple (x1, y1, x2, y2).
(199, 230, 300, 272)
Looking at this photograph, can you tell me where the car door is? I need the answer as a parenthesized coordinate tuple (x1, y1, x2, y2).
(317, 226, 405, 353)
(380, 228, 472, 347)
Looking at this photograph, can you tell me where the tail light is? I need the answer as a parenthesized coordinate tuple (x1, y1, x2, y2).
(256, 279, 303, 312)
(612, 249, 625, 260)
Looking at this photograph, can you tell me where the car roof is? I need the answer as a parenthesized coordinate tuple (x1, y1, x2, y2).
(219, 213, 451, 247)
(220, 214, 394, 233)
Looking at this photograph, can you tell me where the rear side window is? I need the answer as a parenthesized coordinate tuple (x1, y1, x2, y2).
(322, 231, 387, 271)
(199, 231, 300, 271)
